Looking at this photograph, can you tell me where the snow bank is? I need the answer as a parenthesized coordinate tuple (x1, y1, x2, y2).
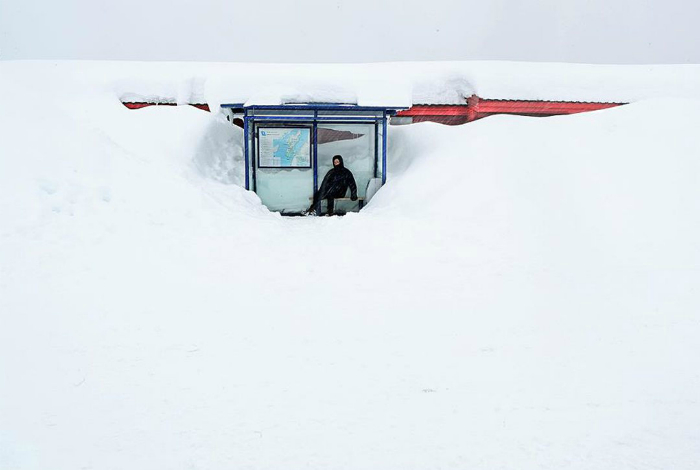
(3, 60, 700, 110)
(1, 62, 699, 470)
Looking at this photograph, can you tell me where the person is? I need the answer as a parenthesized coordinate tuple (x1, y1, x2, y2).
(307, 155, 357, 215)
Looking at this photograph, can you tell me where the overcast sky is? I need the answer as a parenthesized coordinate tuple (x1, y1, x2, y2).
(1, 0, 698, 63)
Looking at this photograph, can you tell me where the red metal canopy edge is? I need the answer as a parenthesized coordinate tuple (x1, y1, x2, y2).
(123, 102, 210, 112)
(122, 95, 624, 126)
(395, 95, 625, 125)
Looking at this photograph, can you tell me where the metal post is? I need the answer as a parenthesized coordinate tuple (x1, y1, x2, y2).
(251, 113, 257, 192)
(243, 110, 249, 190)
(382, 111, 388, 185)
(313, 111, 318, 192)
(374, 120, 379, 178)
(313, 111, 319, 215)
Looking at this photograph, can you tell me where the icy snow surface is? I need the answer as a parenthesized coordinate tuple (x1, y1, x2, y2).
(1, 61, 700, 470)
(4, 60, 700, 107)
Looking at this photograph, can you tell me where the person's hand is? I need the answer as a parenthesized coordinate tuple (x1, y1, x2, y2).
(351, 195, 358, 201)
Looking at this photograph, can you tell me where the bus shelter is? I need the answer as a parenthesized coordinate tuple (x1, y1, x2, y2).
(222, 104, 403, 215)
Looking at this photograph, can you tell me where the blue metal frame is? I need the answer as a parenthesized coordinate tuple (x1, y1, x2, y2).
(374, 121, 379, 178)
(227, 103, 401, 112)
(312, 110, 318, 192)
(382, 110, 388, 184)
(233, 103, 405, 212)
(251, 117, 257, 192)
(247, 116, 380, 122)
(243, 109, 250, 190)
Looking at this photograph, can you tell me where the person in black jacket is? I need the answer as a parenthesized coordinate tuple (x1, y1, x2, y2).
(308, 155, 357, 215)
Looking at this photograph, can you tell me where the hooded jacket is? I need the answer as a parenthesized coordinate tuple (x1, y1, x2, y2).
(318, 156, 358, 200)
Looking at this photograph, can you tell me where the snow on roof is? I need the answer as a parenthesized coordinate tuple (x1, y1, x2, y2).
(4, 60, 700, 108)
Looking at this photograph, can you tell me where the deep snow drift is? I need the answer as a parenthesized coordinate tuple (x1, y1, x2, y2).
(1, 62, 699, 470)
(4, 60, 700, 108)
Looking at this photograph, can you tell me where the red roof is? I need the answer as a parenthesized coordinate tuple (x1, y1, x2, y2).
(122, 95, 625, 126)
(395, 95, 624, 125)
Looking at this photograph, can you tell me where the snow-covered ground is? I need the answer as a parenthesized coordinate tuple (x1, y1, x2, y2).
(1, 61, 699, 469)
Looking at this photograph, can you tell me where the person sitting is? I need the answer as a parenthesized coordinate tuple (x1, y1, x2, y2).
(307, 155, 357, 215)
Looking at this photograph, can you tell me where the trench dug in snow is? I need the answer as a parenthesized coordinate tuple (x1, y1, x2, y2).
(1, 88, 700, 470)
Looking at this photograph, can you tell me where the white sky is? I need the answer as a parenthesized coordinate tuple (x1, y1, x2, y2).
(0, 0, 698, 63)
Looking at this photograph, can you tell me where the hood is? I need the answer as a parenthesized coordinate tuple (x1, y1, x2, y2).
(333, 155, 344, 168)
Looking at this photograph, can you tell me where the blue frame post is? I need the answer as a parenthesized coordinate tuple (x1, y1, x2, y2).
(243, 110, 250, 190)
(313, 111, 318, 192)
(251, 113, 257, 192)
(374, 121, 379, 178)
(313, 112, 320, 215)
(382, 111, 388, 185)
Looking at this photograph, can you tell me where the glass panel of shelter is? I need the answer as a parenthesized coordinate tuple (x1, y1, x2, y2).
(253, 122, 314, 214)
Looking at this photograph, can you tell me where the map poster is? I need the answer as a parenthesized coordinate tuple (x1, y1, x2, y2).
(258, 127, 312, 168)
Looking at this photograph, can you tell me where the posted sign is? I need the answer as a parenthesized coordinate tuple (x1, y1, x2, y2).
(258, 128, 311, 168)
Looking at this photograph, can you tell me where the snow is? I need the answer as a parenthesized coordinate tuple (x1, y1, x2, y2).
(1, 61, 700, 469)
(4, 60, 700, 110)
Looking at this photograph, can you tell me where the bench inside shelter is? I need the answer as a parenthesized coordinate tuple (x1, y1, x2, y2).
(309, 196, 366, 215)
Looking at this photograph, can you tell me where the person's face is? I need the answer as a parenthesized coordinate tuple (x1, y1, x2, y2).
(333, 158, 340, 167)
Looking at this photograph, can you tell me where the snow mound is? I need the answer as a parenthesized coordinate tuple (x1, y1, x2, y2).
(4, 60, 700, 110)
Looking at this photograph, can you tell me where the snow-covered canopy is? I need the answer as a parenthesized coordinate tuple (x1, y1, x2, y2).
(6, 61, 700, 110)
